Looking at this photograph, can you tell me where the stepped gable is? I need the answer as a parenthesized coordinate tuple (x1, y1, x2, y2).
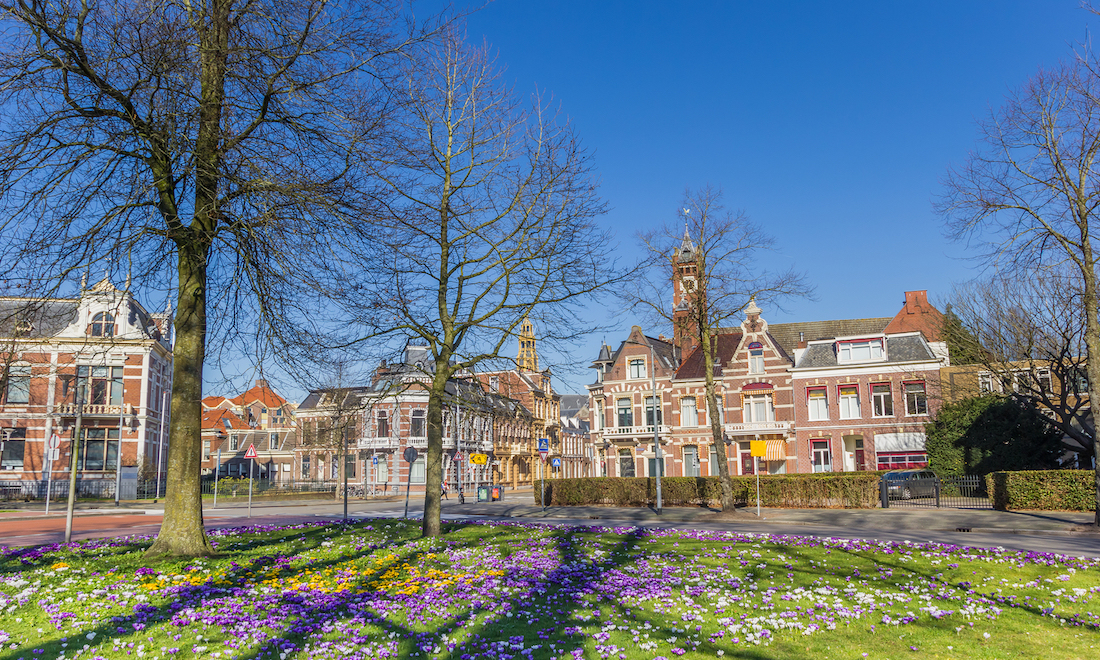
(767, 318, 892, 356)
(674, 331, 743, 380)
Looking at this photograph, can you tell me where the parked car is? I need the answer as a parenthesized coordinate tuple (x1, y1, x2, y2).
(883, 469, 938, 500)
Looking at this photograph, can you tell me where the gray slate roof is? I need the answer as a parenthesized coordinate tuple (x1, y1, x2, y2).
(0, 298, 79, 338)
(794, 334, 935, 369)
(768, 318, 892, 356)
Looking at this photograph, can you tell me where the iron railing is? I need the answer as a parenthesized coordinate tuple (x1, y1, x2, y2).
(880, 474, 992, 509)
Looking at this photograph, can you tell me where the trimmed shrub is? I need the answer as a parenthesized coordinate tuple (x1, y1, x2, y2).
(534, 473, 882, 509)
(986, 470, 1096, 511)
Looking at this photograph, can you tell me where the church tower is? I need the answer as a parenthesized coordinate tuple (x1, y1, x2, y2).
(517, 317, 538, 372)
(672, 229, 700, 357)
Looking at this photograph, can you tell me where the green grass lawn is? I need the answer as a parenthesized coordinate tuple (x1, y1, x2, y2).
(1, 519, 1098, 659)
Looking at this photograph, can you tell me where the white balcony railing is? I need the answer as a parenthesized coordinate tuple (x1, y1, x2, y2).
(57, 403, 125, 416)
(724, 420, 793, 435)
(357, 437, 399, 450)
(603, 425, 672, 437)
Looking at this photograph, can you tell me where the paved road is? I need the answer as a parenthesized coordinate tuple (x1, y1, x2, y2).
(2, 498, 1098, 557)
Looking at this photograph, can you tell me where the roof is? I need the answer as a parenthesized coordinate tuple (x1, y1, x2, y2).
(559, 394, 588, 417)
(767, 318, 892, 356)
(202, 395, 231, 409)
(675, 332, 744, 380)
(201, 408, 248, 431)
(230, 381, 288, 409)
(0, 298, 79, 338)
(794, 334, 937, 369)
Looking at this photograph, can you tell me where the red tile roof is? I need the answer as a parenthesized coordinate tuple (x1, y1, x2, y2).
(229, 382, 287, 409)
(201, 408, 247, 431)
(675, 332, 743, 380)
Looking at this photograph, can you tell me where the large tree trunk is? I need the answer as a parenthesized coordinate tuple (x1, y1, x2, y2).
(1080, 236, 1100, 527)
(421, 367, 447, 538)
(702, 333, 733, 510)
(146, 240, 215, 557)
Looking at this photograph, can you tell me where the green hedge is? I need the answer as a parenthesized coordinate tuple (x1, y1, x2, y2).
(534, 473, 882, 509)
(985, 470, 1097, 511)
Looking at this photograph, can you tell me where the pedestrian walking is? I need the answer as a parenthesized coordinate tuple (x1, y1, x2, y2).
(441, 483, 448, 500)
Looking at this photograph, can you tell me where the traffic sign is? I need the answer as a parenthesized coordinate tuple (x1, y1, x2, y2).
(372, 455, 379, 465)
(454, 451, 464, 462)
(48, 433, 61, 449)
(537, 438, 549, 454)
(551, 457, 561, 468)
(244, 444, 257, 459)
(469, 453, 488, 465)
(47, 448, 60, 461)
(403, 446, 418, 463)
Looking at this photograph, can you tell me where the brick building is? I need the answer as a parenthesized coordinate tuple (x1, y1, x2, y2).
(0, 278, 173, 493)
(199, 380, 298, 481)
(588, 287, 949, 476)
(294, 341, 536, 494)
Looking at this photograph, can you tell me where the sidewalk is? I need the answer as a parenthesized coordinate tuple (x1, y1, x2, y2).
(3, 494, 1096, 536)
(450, 499, 1099, 536)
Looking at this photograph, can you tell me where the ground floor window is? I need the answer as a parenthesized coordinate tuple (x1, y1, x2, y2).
(709, 444, 725, 476)
(618, 448, 634, 477)
(811, 440, 831, 473)
(1, 428, 26, 470)
(410, 456, 426, 483)
(683, 445, 700, 477)
(301, 455, 311, 479)
(80, 428, 118, 471)
(876, 452, 928, 470)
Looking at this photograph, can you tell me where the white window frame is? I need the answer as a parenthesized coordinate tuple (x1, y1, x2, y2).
(838, 385, 860, 419)
(904, 382, 928, 416)
(748, 349, 764, 374)
(871, 383, 893, 417)
(807, 388, 828, 421)
(837, 339, 883, 362)
(628, 358, 646, 380)
(680, 397, 698, 427)
(743, 393, 774, 423)
(616, 397, 633, 427)
(811, 440, 831, 473)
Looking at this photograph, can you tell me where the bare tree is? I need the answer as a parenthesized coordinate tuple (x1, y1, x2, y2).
(0, 0, 440, 555)
(628, 187, 812, 510)
(944, 274, 1094, 465)
(330, 31, 619, 538)
(938, 51, 1100, 523)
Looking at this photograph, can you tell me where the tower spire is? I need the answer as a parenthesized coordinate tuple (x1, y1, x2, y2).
(517, 317, 538, 372)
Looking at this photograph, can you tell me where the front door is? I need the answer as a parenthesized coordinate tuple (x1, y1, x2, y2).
(741, 452, 754, 475)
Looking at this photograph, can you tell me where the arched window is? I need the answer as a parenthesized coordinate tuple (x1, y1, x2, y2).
(90, 312, 115, 337)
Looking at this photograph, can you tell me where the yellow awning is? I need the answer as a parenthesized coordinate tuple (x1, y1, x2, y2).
(765, 439, 786, 461)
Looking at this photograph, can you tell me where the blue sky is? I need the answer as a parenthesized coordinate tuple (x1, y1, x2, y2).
(455, 0, 1097, 394)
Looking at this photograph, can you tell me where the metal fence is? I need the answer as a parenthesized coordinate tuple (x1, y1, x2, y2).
(0, 478, 166, 501)
(880, 474, 992, 509)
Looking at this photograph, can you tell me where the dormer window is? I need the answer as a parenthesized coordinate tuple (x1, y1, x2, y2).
(836, 339, 883, 362)
(628, 359, 646, 379)
(90, 312, 115, 337)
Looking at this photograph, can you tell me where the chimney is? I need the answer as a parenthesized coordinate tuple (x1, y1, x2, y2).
(798, 331, 806, 348)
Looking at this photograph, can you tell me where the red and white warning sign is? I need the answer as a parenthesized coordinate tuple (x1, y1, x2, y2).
(244, 444, 257, 459)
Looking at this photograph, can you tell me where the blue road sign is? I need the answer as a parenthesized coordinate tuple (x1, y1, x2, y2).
(551, 457, 561, 468)
(372, 456, 378, 465)
(537, 438, 550, 452)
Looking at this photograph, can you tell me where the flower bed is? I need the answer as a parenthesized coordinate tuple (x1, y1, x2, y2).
(1, 520, 1098, 659)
